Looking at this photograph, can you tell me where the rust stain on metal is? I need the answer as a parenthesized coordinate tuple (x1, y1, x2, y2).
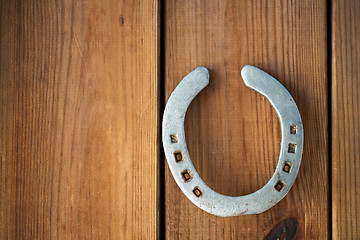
(181, 169, 193, 182)
(274, 180, 285, 192)
(170, 134, 178, 143)
(283, 161, 292, 173)
(193, 187, 203, 197)
(238, 209, 249, 215)
(264, 217, 299, 240)
(173, 151, 183, 163)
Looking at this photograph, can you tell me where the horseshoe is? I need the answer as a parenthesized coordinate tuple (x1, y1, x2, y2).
(162, 65, 303, 217)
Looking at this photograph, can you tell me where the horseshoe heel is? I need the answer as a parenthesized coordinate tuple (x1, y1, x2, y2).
(162, 65, 303, 217)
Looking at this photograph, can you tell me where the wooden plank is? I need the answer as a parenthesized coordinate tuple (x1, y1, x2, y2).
(0, 0, 159, 239)
(332, 0, 360, 238)
(164, 0, 329, 238)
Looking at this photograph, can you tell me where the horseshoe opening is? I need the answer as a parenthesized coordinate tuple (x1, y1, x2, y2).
(184, 88, 280, 197)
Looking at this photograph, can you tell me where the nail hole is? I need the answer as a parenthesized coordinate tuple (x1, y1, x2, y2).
(290, 124, 297, 134)
(275, 180, 285, 192)
(173, 151, 183, 163)
(283, 161, 292, 173)
(288, 143, 297, 153)
(170, 134, 178, 143)
(181, 169, 193, 182)
(193, 186, 203, 197)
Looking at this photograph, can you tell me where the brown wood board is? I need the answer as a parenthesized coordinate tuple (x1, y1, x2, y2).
(0, 0, 159, 239)
(332, 0, 360, 239)
(164, 0, 329, 239)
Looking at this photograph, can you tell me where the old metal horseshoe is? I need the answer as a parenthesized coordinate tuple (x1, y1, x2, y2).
(162, 65, 303, 217)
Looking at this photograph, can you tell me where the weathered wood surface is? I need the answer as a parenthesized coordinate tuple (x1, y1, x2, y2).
(0, 0, 159, 239)
(3, 0, 360, 239)
(164, 0, 329, 239)
(332, 0, 360, 239)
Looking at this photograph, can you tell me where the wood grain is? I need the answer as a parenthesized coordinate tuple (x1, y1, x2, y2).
(332, 0, 360, 239)
(0, 0, 159, 239)
(164, 0, 329, 239)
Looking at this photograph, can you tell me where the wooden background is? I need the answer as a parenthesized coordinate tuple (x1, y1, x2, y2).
(0, 0, 358, 239)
